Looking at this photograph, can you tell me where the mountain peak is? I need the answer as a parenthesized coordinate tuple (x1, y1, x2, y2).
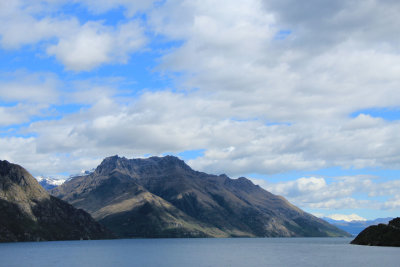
(94, 155, 193, 176)
(0, 160, 12, 176)
(0, 160, 46, 197)
(95, 155, 125, 174)
(0, 160, 26, 183)
(100, 155, 123, 165)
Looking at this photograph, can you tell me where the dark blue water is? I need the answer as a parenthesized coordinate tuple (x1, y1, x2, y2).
(0, 238, 398, 267)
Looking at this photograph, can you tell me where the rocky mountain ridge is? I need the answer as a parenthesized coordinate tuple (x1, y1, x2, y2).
(52, 155, 350, 238)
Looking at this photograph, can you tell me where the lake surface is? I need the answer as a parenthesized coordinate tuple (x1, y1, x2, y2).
(0, 238, 398, 267)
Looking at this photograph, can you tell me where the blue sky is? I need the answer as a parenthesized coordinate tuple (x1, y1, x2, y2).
(1, 0, 400, 221)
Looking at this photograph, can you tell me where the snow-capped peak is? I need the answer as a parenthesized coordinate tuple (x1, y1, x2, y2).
(35, 176, 66, 190)
(36, 176, 66, 186)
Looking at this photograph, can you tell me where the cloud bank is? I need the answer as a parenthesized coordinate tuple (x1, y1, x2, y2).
(0, 0, 400, 217)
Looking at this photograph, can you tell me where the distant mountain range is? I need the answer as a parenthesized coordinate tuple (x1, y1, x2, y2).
(35, 169, 94, 190)
(0, 160, 113, 242)
(51, 155, 350, 238)
(323, 217, 393, 236)
(36, 177, 66, 190)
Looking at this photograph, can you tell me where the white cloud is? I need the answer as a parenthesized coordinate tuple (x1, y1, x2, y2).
(0, 1, 146, 70)
(0, 71, 59, 103)
(0, 1, 77, 49)
(2, 0, 400, 209)
(0, 71, 60, 125)
(2, 85, 400, 178)
(0, 136, 103, 177)
(259, 176, 351, 204)
(383, 196, 400, 210)
(47, 21, 146, 71)
(147, 0, 400, 125)
(251, 175, 400, 212)
(0, 104, 46, 126)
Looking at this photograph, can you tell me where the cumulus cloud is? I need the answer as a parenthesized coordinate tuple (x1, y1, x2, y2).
(135, 0, 400, 175)
(2, 84, 400, 178)
(256, 176, 355, 207)
(0, 1, 77, 49)
(1, 0, 400, 219)
(262, 0, 400, 50)
(0, 1, 146, 70)
(147, 0, 400, 125)
(251, 175, 400, 212)
(0, 71, 60, 125)
(47, 21, 146, 71)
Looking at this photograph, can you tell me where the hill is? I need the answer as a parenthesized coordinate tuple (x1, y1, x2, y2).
(0, 160, 113, 242)
(351, 218, 400, 246)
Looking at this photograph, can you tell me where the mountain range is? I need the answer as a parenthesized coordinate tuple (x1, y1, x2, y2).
(0, 160, 113, 242)
(36, 176, 66, 191)
(323, 217, 393, 236)
(51, 155, 350, 238)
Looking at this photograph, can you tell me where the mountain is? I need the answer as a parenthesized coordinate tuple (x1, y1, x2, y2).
(51, 155, 350, 238)
(323, 217, 393, 236)
(351, 218, 400, 246)
(36, 169, 94, 191)
(0, 160, 113, 242)
(36, 176, 66, 190)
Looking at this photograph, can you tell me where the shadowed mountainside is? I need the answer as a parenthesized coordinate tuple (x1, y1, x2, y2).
(0, 160, 113, 242)
(52, 155, 350, 238)
(351, 217, 400, 246)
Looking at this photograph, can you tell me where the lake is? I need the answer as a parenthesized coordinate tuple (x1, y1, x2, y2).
(0, 238, 398, 267)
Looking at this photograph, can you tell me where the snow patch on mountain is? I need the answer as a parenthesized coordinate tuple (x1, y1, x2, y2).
(36, 176, 66, 190)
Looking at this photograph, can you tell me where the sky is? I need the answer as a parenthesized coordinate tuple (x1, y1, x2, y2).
(1, 0, 400, 221)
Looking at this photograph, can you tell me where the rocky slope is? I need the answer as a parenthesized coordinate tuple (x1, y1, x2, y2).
(351, 218, 400, 246)
(0, 160, 113, 242)
(52, 155, 350, 238)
